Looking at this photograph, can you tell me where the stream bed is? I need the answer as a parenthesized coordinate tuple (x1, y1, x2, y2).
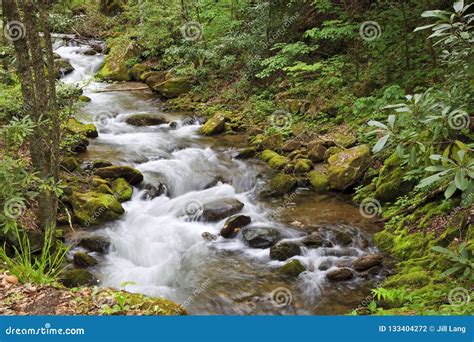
(56, 39, 384, 315)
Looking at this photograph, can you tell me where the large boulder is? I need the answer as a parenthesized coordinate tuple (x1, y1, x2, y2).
(263, 173, 297, 197)
(150, 77, 192, 99)
(65, 118, 98, 138)
(69, 191, 124, 226)
(270, 241, 302, 261)
(307, 142, 327, 162)
(308, 171, 329, 193)
(94, 166, 144, 185)
(125, 114, 168, 126)
(220, 215, 251, 238)
(61, 269, 97, 287)
(326, 268, 354, 281)
(352, 254, 383, 272)
(242, 228, 281, 248)
(327, 145, 370, 190)
(144, 71, 167, 84)
(78, 236, 110, 253)
(110, 178, 133, 202)
(201, 199, 244, 222)
(200, 114, 226, 136)
(279, 259, 306, 277)
(55, 58, 74, 79)
(375, 153, 415, 202)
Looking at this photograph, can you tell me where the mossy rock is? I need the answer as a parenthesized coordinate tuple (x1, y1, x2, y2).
(61, 269, 97, 287)
(279, 259, 306, 277)
(265, 173, 297, 197)
(150, 77, 193, 99)
(55, 58, 74, 79)
(236, 147, 257, 159)
(99, 0, 124, 16)
(200, 114, 226, 135)
(78, 236, 110, 253)
(270, 242, 302, 261)
(94, 166, 144, 185)
(259, 134, 283, 151)
(60, 157, 79, 172)
(129, 63, 148, 81)
(261, 150, 280, 162)
(125, 114, 168, 126)
(327, 145, 370, 190)
(145, 71, 167, 85)
(92, 159, 113, 169)
(307, 142, 327, 162)
(324, 146, 344, 161)
(268, 155, 290, 170)
(79, 95, 91, 102)
(375, 153, 415, 202)
(95, 183, 114, 195)
(70, 191, 124, 226)
(65, 118, 98, 138)
(294, 159, 313, 174)
(73, 252, 98, 268)
(308, 171, 329, 193)
(110, 178, 133, 202)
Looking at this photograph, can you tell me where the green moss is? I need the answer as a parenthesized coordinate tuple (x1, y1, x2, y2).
(279, 259, 306, 277)
(261, 150, 280, 162)
(69, 191, 124, 226)
(384, 270, 432, 288)
(266, 173, 297, 196)
(200, 114, 226, 135)
(151, 77, 193, 98)
(129, 63, 148, 81)
(308, 171, 329, 192)
(294, 159, 313, 174)
(96, 55, 130, 81)
(110, 178, 133, 202)
(375, 153, 415, 202)
(65, 118, 98, 138)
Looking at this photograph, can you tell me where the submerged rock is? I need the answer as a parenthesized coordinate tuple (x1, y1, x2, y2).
(125, 114, 168, 126)
(201, 198, 244, 222)
(73, 252, 98, 268)
(143, 183, 167, 199)
(78, 236, 110, 253)
(279, 259, 306, 277)
(352, 254, 383, 272)
(94, 166, 144, 185)
(200, 114, 226, 136)
(270, 241, 302, 261)
(242, 228, 281, 249)
(327, 145, 370, 190)
(326, 268, 354, 281)
(61, 269, 97, 287)
(220, 215, 251, 238)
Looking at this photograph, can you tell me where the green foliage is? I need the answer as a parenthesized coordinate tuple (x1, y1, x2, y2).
(0, 224, 68, 285)
(432, 242, 474, 280)
(372, 287, 413, 304)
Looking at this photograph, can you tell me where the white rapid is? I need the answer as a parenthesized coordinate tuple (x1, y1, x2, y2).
(56, 39, 383, 315)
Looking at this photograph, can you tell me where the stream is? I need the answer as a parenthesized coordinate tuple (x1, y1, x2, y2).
(55, 39, 384, 315)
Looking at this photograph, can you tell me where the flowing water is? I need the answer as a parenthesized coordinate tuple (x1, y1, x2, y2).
(56, 39, 384, 315)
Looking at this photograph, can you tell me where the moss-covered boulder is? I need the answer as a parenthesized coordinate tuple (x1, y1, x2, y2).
(294, 159, 313, 174)
(267, 154, 290, 170)
(96, 55, 129, 81)
(236, 147, 257, 159)
(55, 58, 74, 79)
(60, 157, 79, 172)
(252, 134, 283, 151)
(125, 114, 168, 126)
(282, 140, 301, 152)
(144, 71, 167, 84)
(69, 191, 124, 226)
(129, 63, 148, 81)
(270, 241, 302, 261)
(150, 77, 193, 99)
(65, 118, 98, 138)
(200, 114, 226, 135)
(375, 153, 415, 202)
(264, 173, 297, 197)
(279, 259, 306, 277)
(91, 159, 113, 169)
(61, 269, 97, 287)
(73, 252, 98, 268)
(308, 171, 329, 193)
(327, 145, 370, 190)
(307, 142, 327, 162)
(260, 150, 280, 162)
(324, 146, 344, 161)
(94, 166, 144, 185)
(110, 178, 133, 202)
